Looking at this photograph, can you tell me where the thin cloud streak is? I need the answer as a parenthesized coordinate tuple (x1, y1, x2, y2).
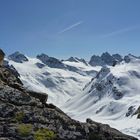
(101, 25, 140, 38)
(58, 21, 83, 34)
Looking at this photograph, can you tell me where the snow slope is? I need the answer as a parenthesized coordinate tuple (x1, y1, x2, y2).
(7, 56, 99, 107)
(62, 58, 140, 139)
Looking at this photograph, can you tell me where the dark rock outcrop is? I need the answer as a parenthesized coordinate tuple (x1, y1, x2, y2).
(89, 52, 140, 66)
(26, 90, 48, 104)
(89, 55, 105, 66)
(134, 106, 140, 119)
(89, 52, 121, 66)
(37, 54, 66, 69)
(0, 66, 137, 140)
(35, 62, 45, 68)
(66, 57, 88, 65)
(3, 60, 20, 78)
(0, 49, 5, 66)
(112, 54, 123, 62)
(66, 57, 79, 62)
(124, 54, 139, 63)
(101, 52, 117, 66)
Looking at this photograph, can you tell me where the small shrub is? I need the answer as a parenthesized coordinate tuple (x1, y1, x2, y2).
(34, 128, 56, 140)
(17, 124, 33, 137)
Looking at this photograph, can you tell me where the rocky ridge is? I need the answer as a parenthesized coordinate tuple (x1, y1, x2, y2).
(89, 52, 140, 66)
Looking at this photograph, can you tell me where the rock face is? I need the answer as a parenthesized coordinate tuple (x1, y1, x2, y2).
(0, 49, 5, 66)
(84, 67, 124, 100)
(112, 54, 123, 62)
(8, 52, 28, 63)
(66, 57, 79, 62)
(0, 65, 137, 139)
(124, 54, 139, 63)
(66, 57, 88, 65)
(101, 52, 117, 66)
(89, 52, 140, 66)
(134, 106, 140, 118)
(37, 54, 66, 69)
(3, 60, 20, 78)
(89, 55, 105, 66)
(89, 52, 123, 66)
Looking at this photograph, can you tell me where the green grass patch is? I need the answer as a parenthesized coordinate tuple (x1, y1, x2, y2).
(17, 124, 33, 137)
(34, 128, 56, 140)
(15, 112, 25, 122)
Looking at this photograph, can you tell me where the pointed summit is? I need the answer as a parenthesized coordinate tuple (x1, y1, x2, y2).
(66, 57, 88, 65)
(8, 51, 28, 63)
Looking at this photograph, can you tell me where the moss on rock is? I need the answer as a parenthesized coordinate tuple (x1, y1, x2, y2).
(34, 128, 56, 140)
(17, 124, 33, 137)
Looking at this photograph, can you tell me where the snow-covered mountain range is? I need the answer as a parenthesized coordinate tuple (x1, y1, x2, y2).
(5, 51, 140, 139)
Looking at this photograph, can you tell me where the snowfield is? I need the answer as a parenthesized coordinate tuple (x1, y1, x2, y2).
(6, 53, 140, 139)
(7, 57, 98, 107)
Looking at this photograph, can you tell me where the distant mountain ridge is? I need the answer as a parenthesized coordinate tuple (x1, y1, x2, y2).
(7, 51, 140, 66)
(89, 52, 140, 66)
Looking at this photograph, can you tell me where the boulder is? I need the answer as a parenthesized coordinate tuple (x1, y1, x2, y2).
(26, 90, 48, 104)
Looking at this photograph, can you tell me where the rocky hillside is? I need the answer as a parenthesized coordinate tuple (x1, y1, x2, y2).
(0, 65, 137, 139)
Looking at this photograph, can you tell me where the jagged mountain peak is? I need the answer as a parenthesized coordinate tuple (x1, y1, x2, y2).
(112, 54, 123, 62)
(89, 52, 139, 66)
(36, 53, 66, 68)
(89, 52, 117, 66)
(66, 57, 79, 62)
(8, 51, 28, 63)
(89, 55, 104, 66)
(124, 54, 140, 63)
(66, 56, 88, 65)
(101, 52, 118, 66)
(36, 53, 49, 59)
(101, 51, 111, 57)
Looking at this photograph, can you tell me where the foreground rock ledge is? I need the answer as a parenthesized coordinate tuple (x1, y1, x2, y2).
(0, 66, 137, 140)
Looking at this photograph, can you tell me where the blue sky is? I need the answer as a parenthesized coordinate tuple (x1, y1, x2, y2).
(0, 0, 140, 59)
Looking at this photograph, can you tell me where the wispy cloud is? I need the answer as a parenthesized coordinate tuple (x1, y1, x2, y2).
(58, 21, 83, 34)
(101, 25, 140, 38)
